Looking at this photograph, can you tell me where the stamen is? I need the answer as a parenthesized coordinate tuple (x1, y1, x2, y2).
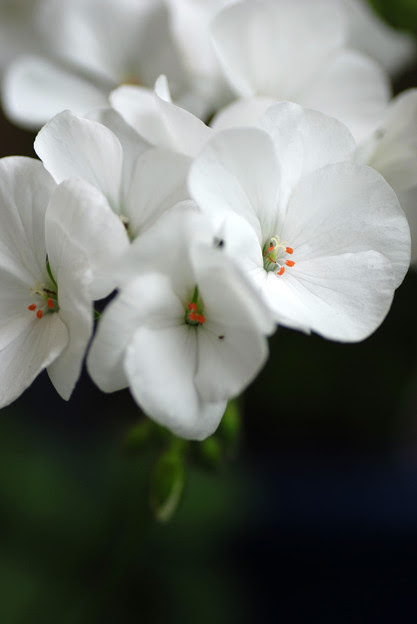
(185, 285, 206, 327)
(263, 234, 295, 276)
(28, 303, 36, 311)
(36, 309, 43, 319)
(47, 298, 54, 309)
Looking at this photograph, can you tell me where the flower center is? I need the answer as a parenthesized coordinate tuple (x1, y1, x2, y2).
(263, 235, 295, 276)
(185, 286, 205, 327)
(27, 280, 59, 319)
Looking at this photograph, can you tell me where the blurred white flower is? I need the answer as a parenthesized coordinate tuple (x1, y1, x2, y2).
(0, 0, 43, 76)
(188, 103, 411, 341)
(2, 0, 187, 129)
(211, 0, 391, 142)
(0, 157, 128, 406)
(355, 89, 417, 264)
(88, 204, 274, 440)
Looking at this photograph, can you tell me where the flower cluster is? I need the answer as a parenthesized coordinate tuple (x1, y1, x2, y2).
(0, 0, 414, 439)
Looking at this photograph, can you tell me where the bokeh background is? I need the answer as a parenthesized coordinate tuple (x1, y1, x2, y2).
(0, 1, 417, 622)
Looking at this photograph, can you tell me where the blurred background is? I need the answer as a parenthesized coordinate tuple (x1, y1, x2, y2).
(0, 1, 417, 622)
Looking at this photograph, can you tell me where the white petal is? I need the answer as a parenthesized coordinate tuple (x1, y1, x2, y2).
(188, 127, 280, 242)
(35, 110, 123, 211)
(114, 202, 210, 302)
(110, 84, 169, 145)
(125, 147, 190, 238)
(0, 268, 34, 350)
(283, 163, 410, 287)
(0, 313, 68, 408)
(262, 250, 396, 342)
(0, 156, 55, 282)
(210, 96, 276, 131)
(396, 186, 417, 267)
(211, 0, 346, 98)
(45, 217, 94, 400)
(364, 89, 417, 194)
(37, 0, 185, 88)
(85, 107, 150, 194)
(152, 75, 213, 156)
(191, 244, 274, 402)
(298, 50, 391, 143)
(2, 56, 108, 130)
(88, 273, 184, 393)
(111, 77, 212, 156)
(46, 179, 129, 300)
(259, 101, 356, 208)
(125, 323, 226, 440)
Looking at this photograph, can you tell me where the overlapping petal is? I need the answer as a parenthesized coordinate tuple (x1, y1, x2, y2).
(35, 110, 123, 210)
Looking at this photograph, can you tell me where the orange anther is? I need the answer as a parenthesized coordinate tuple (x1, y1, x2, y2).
(278, 267, 285, 276)
(285, 247, 293, 254)
(188, 302, 197, 312)
(189, 312, 198, 321)
(36, 309, 43, 319)
(197, 314, 205, 324)
(268, 246, 274, 253)
(28, 303, 36, 311)
(47, 298, 54, 309)
(285, 260, 295, 267)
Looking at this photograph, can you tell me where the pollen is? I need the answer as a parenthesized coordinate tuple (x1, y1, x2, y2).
(263, 234, 295, 277)
(27, 278, 59, 319)
(185, 286, 206, 327)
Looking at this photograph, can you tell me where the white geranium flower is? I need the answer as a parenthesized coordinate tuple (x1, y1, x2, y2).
(2, 0, 187, 129)
(0, 157, 129, 406)
(211, 0, 391, 142)
(34, 108, 190, 245)
(188, 102, 411, 342)
(87, 204, 275, 440)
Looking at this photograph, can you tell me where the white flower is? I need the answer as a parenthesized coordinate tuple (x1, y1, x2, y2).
(0, 156, 128, 406)
(34, 108, 190, 245)
(87, 204, 275, 440)
(211, 0, 391, 142)
(188, 102, 411, 342)
(2, 0, 187, 129)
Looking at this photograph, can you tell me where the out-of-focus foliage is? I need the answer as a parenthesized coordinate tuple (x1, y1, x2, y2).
(370, 0, 417, 34)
